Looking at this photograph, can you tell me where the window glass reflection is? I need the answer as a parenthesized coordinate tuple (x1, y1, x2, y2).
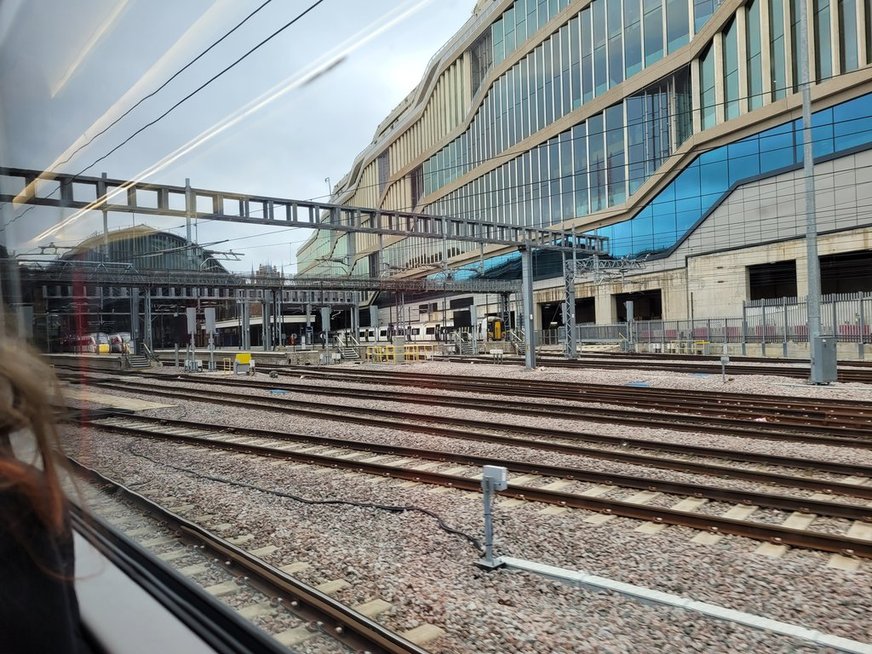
(838, 0, 859, 71)
(747, 0, 764, 109)
(770, 0, 788, 99)
(666, 0, 690, 52)
(814, 0, 833, 79)
(644, 0, 664, 65)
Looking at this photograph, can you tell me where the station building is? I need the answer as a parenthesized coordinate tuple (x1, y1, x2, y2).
(297, 0, 872, 329)
(30, 225, 231, 350)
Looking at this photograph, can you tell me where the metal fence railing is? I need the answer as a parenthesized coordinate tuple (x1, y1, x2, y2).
(536, 292, 872, 350)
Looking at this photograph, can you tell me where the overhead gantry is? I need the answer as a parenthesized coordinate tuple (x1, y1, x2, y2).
(2, 167, 607, 367)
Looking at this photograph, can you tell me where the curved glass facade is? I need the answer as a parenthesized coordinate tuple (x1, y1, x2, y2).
(423, 0, 718, 197)
(298, 0, 872, 278)
(587, 91, 872, 258)
(422, 90, 872, 282)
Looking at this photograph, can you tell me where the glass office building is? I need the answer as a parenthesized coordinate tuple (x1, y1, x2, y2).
(298, 0, 872, 322)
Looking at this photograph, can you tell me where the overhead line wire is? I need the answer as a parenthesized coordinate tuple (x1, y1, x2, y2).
(53, 0, 276, 169)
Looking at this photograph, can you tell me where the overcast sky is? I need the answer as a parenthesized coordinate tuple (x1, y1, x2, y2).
(0, 0, 478, 272)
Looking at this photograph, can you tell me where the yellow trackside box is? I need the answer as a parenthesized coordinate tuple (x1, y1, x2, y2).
(235, 353, 251, 365)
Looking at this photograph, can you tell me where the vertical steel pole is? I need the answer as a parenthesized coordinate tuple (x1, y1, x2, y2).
(482, 478, 496, 566)
(761, 303, 767, 357)
(797, 0, 825, 382)
(185, 178, 195, 267)
(859, 292, 866, 360)
(520, 245, 536, 369)
(782, 298, 789, 358)
(144, 289, 153, 351)
(741, 301, 748, 356)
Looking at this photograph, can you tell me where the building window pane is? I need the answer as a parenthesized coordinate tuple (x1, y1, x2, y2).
(644, 0, 664, 65)
(790, 0, 801, 90)
(570, 17, 582, 108)
(839, 0, 859, 71)
(723, 18, 740, 119)
(588, 113, 606, 210)
(867, 0, 872, 64)
(814, 0, 833, 79)
(699, 45, 716, 128)
(747, 0, 764, 108)
(559, 24, 572, 117)
(572, 123, 590, 215)
(624, 0, 643, 77)
(694, 0, 717, 31)
(493, 19, 505, 64)
(666, 0, 690, 52)
(606, 104, 626, 205)
(560, 132, 575, 219)
(607, 0, 624, 87)
(581, 9, 594, 102)
(626, 95, 646, 195)
(593, 0, 608, 95)
(673, 66, 693, 144)
(540, 145, 551, 224)
(770, 0, 787, 98)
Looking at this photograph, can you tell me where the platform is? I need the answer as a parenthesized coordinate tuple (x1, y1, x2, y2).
(45, 353, 126, 372)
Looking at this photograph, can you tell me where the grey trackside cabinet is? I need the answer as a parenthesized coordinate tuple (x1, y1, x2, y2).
(810, 336, 838, 384)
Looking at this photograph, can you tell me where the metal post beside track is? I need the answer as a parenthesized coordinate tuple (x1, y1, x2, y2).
(520, 245, 536, 370)
(477, 465, 508, 571)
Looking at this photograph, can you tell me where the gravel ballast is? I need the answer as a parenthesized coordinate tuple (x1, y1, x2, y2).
(59, 361, 872, 653)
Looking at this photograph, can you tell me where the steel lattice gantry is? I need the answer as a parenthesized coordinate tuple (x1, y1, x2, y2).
(2, 167, 608, 366)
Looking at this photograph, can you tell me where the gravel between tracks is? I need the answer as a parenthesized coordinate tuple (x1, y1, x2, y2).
(61, 362, 872, 652)
(66, 371, 872, 468)
(64, 427, 868, 654)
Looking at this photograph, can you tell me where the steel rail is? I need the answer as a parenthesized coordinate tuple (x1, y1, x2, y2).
(268, 368, 872, 438)
(544, 351, 872, 368)
(279, 365, 872, 415)
(164, 372, 868, 447)
(88, 414, 872, 521)
(74, 379, 872, 499)
(67, 457, 430, 654)
(76, 419, 872, 559)
(441, 356, 872, 384)
(56, 371, 872, 477)
(160, 372, 872, 440)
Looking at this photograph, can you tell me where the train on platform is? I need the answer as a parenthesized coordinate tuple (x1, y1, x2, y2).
(336, 316, 506, 343)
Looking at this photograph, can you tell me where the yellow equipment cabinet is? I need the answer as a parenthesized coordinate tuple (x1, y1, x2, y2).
(234, 352, 252, 375)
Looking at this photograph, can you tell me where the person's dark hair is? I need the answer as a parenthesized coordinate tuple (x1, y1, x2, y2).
(0, 339, 67, 533)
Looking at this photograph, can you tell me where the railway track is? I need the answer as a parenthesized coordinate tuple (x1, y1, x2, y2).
(543, 351, 872, 368)
(65, 377, 872, 493)
(440, 354, 872, 384)
(63, 374, 872, 486)
(69, 456, 432, 653)
(154, 370, 872, 438)
(272, 364, 872, 412)
(239, 366, 872, 440)
(74, 414, 872, 560)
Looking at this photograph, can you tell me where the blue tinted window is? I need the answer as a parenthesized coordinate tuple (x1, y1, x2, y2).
(608, 218, 633, 256)
(833, 95, 872, 150)
(759, 121, 797, 171)
(811, 107, 835, 157)
(631, 206, 655, 253)
(582, 91, 872, 259)
(727, 138, 760, 185)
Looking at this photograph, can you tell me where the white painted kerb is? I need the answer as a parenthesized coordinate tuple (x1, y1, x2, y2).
(501, 557, 872, 654)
